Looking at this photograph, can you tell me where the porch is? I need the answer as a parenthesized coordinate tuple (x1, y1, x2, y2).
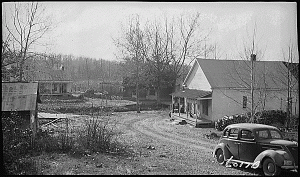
(170, 88, 213, 127)
(38, 80, 72, 95)
(170, 112, 213, 128)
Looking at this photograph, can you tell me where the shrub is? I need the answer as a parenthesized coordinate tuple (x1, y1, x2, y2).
(2, 111, 37, 175)
(32, 129, 74, 153)
(255, 110, 287, 126)
(73, 116, 130, 156)
(215, 113, 250, 131)
(215, 110, 295, 131)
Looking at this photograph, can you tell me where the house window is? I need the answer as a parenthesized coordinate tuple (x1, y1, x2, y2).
(243, 96, 247, 108)
(132, 90, 136, 96)
(53, 83, 58, 93)
(149, 88, 155, 96)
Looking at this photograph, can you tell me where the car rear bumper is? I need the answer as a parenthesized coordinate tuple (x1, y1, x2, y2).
(281, 165, 298, 170)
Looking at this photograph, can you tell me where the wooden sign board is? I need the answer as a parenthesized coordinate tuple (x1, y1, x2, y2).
(2, 82, 38, 111)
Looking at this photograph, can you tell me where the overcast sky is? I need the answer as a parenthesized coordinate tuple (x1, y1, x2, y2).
(2, 2, 298, 62)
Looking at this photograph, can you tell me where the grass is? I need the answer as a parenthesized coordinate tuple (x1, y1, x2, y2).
(3, 97, 136, 175)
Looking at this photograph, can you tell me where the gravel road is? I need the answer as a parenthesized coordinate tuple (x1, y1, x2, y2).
(113, 110, 261, 175)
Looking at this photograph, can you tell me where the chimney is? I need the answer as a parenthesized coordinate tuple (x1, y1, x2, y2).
(250, 54, 256, 61)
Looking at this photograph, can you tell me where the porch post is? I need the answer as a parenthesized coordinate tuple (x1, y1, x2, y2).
(187, 98, 188, 119)
(171, 95, 174, 113)
(178, 97, 180, 116)
(195, 100, 197, 127)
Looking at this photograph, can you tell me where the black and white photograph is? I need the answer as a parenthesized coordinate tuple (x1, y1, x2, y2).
(2, 1, 298, 175)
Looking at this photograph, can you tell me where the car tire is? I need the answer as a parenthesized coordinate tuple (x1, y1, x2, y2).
(216, 149, 225, 165)
(262, 157, 281, 176)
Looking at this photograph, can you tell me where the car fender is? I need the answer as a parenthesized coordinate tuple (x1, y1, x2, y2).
(254, 149, 285, 168)
(213, 143, 231, 160)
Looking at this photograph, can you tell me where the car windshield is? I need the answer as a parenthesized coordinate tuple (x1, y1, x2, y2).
(255, 129, 283, 140)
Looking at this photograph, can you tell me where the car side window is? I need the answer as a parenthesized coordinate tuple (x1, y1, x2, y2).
(241, 129, 254, 140)
(228, 128, 238, 139)
(270, 130, 282, 139)
(256, 130, 269, 139)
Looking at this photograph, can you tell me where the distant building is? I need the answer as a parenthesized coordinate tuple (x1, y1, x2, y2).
(34, 68, 73, 95)
(122, 77, 173, 102)
(2, 59, 73, 95)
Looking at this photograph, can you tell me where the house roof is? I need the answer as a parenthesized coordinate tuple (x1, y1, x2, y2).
(34, 69, 72, 81)
(171, 89, 212, 99)
(195, 58, 298, 89)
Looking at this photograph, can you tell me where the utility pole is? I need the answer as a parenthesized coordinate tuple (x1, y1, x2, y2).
(86, 58, 89, 88)
(214, 42, 217, 59)
(204, 40, 207, 59)
(250, 54, 256, 123)
(286, 46, 292, 129)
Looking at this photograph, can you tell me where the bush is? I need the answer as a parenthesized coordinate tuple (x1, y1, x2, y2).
(32, 129, 74, 153)
(2, 112, 37, 175)
(215, 113, 250, 131)
(214, 110, 296, 131)
(74, 116, 128, 155)
(255, 110, 287, 126)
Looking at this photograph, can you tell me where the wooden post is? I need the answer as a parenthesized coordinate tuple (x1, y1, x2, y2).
(30, 110, 36, 146)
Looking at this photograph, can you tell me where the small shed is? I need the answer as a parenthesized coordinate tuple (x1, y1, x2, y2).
(2, 82, 40, 138)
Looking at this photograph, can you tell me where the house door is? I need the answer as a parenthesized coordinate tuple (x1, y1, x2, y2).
(202, 100, 208, 116)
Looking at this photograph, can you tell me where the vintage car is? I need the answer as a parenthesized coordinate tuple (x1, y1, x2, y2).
(213, 123, 298, 176)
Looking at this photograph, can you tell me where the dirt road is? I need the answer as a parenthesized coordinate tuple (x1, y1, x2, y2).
(111, 111, 260, 175)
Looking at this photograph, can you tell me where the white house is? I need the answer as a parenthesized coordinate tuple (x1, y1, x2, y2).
(171, 58, 299, 122)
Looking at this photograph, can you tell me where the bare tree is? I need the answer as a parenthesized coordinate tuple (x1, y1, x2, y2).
(114, 12, 214, 107)
(2, 2, 52, 81)
(272, 42, 299, 128)
(143, 12, 214, 103)
(170, 12, 214, 83)
(218, 23, 269, 123)
(114, 15, 147, 113)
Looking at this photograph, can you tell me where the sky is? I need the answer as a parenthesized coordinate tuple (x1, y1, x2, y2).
(2, 2, 298, 62)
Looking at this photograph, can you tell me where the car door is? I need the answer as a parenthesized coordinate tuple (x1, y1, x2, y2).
(238, 129, 260, 162)
(226, 128, 239, 159)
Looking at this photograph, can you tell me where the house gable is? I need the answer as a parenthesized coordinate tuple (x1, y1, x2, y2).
(183, 60, 212, 91)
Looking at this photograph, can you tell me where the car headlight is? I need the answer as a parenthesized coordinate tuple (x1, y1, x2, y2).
(277, 150, 290, 159)
(283, 152, 290, 159)
(283, 160, 293, 166)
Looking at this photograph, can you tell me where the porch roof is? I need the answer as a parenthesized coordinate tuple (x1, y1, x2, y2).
(171, 89, 212, 99)
(38, 80, 73, 83)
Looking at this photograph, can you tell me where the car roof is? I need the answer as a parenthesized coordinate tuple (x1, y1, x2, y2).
(225, 123, 279, 131)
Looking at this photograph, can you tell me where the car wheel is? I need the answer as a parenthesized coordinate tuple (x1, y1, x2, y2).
(262, 157, 281, 176)
(216, 149, 225, 165)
